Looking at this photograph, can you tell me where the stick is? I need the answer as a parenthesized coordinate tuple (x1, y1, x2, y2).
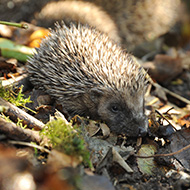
(0, 117, 42, 143)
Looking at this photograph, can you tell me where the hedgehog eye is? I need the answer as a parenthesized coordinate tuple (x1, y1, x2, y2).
(111, 105, 119, 113)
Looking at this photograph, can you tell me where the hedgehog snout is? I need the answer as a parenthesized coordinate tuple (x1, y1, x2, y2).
(130, 113, 148, 137)
(120, 114, 148, 137)
(138, 116, 148, 137)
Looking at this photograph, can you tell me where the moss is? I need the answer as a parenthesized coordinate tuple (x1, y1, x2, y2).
(0, 81, 34, 112)
(41, 118, 91, 167)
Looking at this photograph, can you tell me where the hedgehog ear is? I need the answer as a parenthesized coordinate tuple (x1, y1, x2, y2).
(90, 88, 103, 103)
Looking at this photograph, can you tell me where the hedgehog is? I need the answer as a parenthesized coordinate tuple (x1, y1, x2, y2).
(36, 1, 121, 44)
(82, 0, 181, 50)
(36, 0, 181, 51)
(27, 23, 148, 137)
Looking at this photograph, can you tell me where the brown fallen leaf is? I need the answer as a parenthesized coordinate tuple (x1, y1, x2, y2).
(47, 150, 81, 171)
(177, 113, 190, 127)
(170, 128, 190, 170)
(144, 54, 183, 84)
(100, 123, 110, 138)
(0, 58, 17, 76)
(96, 147, 133, 174)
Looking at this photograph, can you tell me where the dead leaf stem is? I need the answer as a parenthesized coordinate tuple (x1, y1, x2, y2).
(136, 143, 190, 158)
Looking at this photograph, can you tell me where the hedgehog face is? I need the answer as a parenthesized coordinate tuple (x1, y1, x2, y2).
(91, 88, 148, 137)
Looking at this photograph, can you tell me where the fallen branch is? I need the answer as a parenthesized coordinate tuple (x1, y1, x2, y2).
(0, 97, 44, 130)
(0, 117, 42, 143)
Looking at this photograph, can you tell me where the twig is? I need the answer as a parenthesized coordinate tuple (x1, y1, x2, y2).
(0, 21, 28, 29)
(155, 110, 178, 131)
(136, 143, 190, 158)
(147, 76, 190, 105)
(8, 140, 50, 153)
(164, 107, 174, 114)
